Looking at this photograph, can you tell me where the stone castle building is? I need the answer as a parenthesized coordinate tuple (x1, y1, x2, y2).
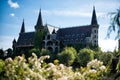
(12, 6, 99, 54)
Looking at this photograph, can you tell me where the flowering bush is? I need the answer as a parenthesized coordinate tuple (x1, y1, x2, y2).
(0, 53, 108, 80)
(82, 59, 107, 80)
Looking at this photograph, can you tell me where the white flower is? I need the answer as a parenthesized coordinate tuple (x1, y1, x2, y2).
(89, 69, 97, 73)
(99, 66, 106, 71)
(25, 78, 30, 80)
(58, 76, 68, 80)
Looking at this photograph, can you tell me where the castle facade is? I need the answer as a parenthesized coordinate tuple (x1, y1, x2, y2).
(12, 6, 99, 54)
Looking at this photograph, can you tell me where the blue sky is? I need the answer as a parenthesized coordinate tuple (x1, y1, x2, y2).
(0, 0, 120, 51)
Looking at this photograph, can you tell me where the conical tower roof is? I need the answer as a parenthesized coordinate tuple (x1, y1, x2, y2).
(20, 19, 25, 34)
(91, 6, 98, 25)
(35, 9, 43, 30)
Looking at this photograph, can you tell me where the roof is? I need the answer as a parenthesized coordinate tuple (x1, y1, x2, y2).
(91, 6, 98, 25)
(57, 25, 92, 44)
(58, 25, 92, 36)
(17, 32, 35, 47)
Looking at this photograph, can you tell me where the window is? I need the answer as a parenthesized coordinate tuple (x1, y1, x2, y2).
(94, 30, 97, 33)
(47, 35, 50, 40)
(94, 35, 96, 38)
(94, 40, 96, 43)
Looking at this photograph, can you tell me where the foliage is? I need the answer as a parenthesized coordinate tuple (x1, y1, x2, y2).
(0, 53, 108, 80)
(34, 29, 45, 50)
(41, 48, 51, 56)
(68, 43, 86, 52)
(0, 49, 4, 59)
(58, 47, 77, 66)
(6, 48, 13, 58)
(81, 59, 107, 80)
(107, 8, 120, 39)
(94, 47, 102, 59)
(0, 59, 5, 74)
(99, 52, 113, 66)
(77, 48, 95, 67)
(29, 48, 40, 57)
(116, 58, 120, 72)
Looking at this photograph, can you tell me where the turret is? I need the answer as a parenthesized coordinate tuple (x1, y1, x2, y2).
(35, 9, 44, 31)
(91, 6, 99, 47)
(20, 19, 25, 34)
(91, 6, 99, 27)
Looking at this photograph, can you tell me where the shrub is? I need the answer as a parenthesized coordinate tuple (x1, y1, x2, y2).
(99, 52, 113, 66)
(116, 59, 120, 72)
(0, 53, 108, 80)
(77, 48, 95, 67)
(81, 59, 107, 80)
(29, 48, 40, 57)
(58, 47, 77, 66)
(0, 59, 5, 75)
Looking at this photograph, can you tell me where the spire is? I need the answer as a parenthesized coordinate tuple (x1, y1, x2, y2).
(91, 6, 98, 25)
(20, 19, 25, 34)
(52, 29, 56, 34)
(13, 38, 16, 43)
(35, 9, 43, 30)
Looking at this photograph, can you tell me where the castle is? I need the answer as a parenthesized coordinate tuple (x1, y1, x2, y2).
(12, 6, 99, 54)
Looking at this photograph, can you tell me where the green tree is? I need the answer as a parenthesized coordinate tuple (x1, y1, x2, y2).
(116, 59, 120, 72)
(0, 49, 4, 59)
(58, 47, 77, 66)
(41, 48, 51, 56)
(0, 59, 5, 74)
(99, 52, 113, 66)
(94, 47, 102, 59)
(107, 8, 120, 39)
(34, 29, 45, 51)
(7, 48, 13, 57)
(77, 48, 95, 67)
(29, 48, 40, 57)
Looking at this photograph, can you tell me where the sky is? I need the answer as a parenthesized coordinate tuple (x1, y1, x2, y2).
(0, 0, 120, 51)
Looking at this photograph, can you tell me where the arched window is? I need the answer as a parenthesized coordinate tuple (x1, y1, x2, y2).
(47, 41, 53, 46)
(47, 47, 53, 52)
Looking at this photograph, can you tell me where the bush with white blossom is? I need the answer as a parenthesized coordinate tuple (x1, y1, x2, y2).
(0, 53, 108, 80)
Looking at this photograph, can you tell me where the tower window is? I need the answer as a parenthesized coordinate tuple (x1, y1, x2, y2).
(94, 40, 96, 43)
(94, 35, 96, 38)
(94, 30, 96, 33)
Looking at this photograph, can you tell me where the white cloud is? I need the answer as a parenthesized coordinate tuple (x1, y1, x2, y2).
(8, 0, 19, 9)
(99, 39, 118, 52)
(10, 13, 15, 17)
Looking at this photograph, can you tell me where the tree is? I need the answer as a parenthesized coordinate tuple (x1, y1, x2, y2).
(99, 52, 113, 66)
(107, 8, 120, 39)
(58, 47, 77, 66)
(0, 59, 5, 77)
(77, 48, 95, 67)
(29, 48, 40, 57)
(34, 29, 45, 51)
(116, 59, 120, 72)
(7, 48, 13, 57)
(0, 49, 4, 59)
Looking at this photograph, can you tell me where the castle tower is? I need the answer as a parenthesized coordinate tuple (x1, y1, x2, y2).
(35, 9, 44, 31)
(20, 19, 25, 34)
(91, 6, 99, 46)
